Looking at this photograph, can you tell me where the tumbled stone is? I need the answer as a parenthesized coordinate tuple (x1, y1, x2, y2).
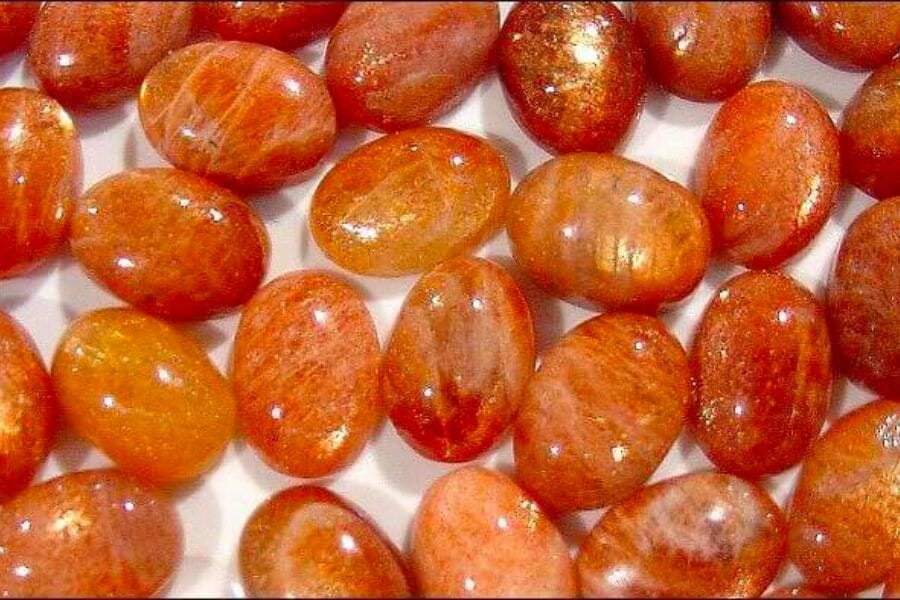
(689, 271, 832, 477)
(694, 80, 840, 268)
(382, 257, 534, 462)
(28, 2, 193, 108)
(498, 1, 646, 153)
(233, 271, 382, 478)
(411, 466, 578, 597)
(325, 2, 499, 132)
(514, 312, 689, 513)
(507, 152, 710, 311)
(196, 1, 346, 50)
(0, 311, 55, 498)
(577, 471, 787, 598)
(0, 469, 182, 597)
(310, 127, 510, 276)
(788, 399, 900, 594)
(139, 40, 336, 191)
(0, 2, 39, 55)
(239, 485, 411, 598)
(0, 87, 81, 278)
(51, 308, 236, 485)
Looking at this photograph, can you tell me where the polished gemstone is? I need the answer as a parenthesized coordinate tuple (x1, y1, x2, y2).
(0, 2, 39, 55)
(196, 1, 346, 50)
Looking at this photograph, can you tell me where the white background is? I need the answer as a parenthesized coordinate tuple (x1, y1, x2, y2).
(0, 2, 882, 596)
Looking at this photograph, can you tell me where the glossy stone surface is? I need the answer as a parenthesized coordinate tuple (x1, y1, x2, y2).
(695, 80, 839, 268)
(196, 1, 346, 50)
(29, 2, 193, 108)
(689, 271, 832, 477)
(827, 198, 900, 396)
(0, 311, 55, 499)
(72, 168, 269, 321)
(310, 127, 510, 276)
(233, 271, 382, 478)
(633, 2, 771, 102)
(411, 466, 577, 597)
(514, 312, 689, 514)
(0, 2, 38, 55)
(841, 59, 900, 200)
(383, 257, 534, 463)
(0, 469, 182, 597)
(325, 2, 499, 132)
(764, 586, 826, 598)
(507, 152, 711, 311)
(788, 399, 900, 594)
(0, 87, 81, 278)
(498, 1, 646, 154)
(139, 40, 336, 192)
(239, 486, 411, 598)
(52, 308, 236, 485)
(777, 2, 900, 71)
(577, 471, 787, 598)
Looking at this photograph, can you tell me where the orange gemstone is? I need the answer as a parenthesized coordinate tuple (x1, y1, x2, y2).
(239, 485, 411, 598)
(71, 168, 270, 321)
(827, 198, 900, 395)
(885, 569, 900, 598)
(777, 2, 900, 71)
(383, 257, 534, 462)
(788, 399, 900, 594)
(695, 80, 840, 268)
(233, 271, 382, 478)
(577, 471, 787, 598)
(139, 40, 336, 192)
(514, 312, 689, 514)
(0, 87, 81, 278)
(325, 2, 499, 132)
(0, 1, 39, 55)
(764, 585, 827, 598)
(196, 1, 346, 50)
(633, 2, 771, 102)
(51, 308, 236, 485)
(411, 466, 578, 597)
(0, 311, 55, 498)
(310, 127, 510, 276)
(689, 271, 832, 477)
(0, 469, 182, 597)
(507, 152, 711, 311)
(28, 2, 193, 108)
(498, 2, 646, 154)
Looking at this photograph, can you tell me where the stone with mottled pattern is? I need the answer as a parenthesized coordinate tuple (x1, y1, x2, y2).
(0, 2, 39, 55)
(196, 1, 346, 50)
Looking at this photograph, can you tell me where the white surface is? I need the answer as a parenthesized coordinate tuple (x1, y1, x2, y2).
(0, 3, 882, 597)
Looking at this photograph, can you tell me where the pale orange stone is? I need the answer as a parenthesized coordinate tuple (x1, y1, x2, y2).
(51, 308, 236, 485)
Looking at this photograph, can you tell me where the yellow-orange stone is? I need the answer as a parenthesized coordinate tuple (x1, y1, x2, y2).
(51, 308, 236, 485)
(310, 127, 510, 276)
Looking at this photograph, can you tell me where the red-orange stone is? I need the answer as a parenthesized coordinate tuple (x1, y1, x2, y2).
(577, 471, 787, 598)
(196, 1, 346, 50)
(885, 569, 900, 598)
(689, 271, 832, 478)
(0, 469, 183, 597)
(827, 198, 900, 396)
(841, 59, 900, 200)
(788, 399, 900, 594)
(239, 486, 411, 598)
(0, 88, 81, 278)
(632, 2, 772, 102)
(233, 271, 382, 479)
(139, 40, 336, 192)
(507, 152, 711, 311)
(695, 80, 840, 268)
(325, 2, 499, 132)
(310, 127, 510, 277)
(382, 257, 535, 463)
(28, 2, 193, 108)
(0, 311, 55, 499)
(498, 1, 646, 154)
(764, 585, 827, 598)
(513, 312, 689, 514)
(71, 168, 269, 321)
(411, 466, 578, 597)
(0, 2, 38, 55)
(777, 2, 900, 71)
